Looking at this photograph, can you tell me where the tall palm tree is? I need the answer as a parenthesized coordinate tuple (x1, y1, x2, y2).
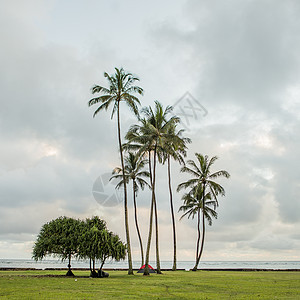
(179, 186, 217, 271)
(177, 153, 230, 270)
(88, 67, 143, 275)
(162, 125, 191, 271)
(126, 101, 179, 275)
(124, 120, 156, 274)
(111, 151, 150, 267)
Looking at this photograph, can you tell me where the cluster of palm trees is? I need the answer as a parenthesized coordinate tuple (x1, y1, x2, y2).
(88, 67, 230, 275)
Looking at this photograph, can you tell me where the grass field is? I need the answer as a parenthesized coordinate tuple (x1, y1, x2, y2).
(0, 269, 300, 299)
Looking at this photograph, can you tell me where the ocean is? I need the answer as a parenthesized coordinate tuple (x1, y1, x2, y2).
(1, 259, 299, 270)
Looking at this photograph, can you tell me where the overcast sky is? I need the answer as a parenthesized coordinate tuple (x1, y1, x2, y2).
(1, 0, 300, 262)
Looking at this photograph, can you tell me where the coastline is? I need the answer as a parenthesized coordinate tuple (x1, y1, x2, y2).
(1, 259, 300, 271)
(1, 267, 300, 272)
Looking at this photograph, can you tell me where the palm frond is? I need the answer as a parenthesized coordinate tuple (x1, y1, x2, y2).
(123, 95, 140, 118)
(110, 100, 119, 119)
(112, 167, 122, 175)
(92, 100, 112, 117)
(210, 170, 230, 179)
(180, 165, 200, 178)
(125, 86, 144, 96)
(177, 178, 198, 192)
(88, 95, 112, 107)
(91, 85, 111, 95)
(206, 155, 218, 170)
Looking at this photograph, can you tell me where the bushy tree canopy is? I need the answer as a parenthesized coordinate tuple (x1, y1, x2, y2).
(32, 216, 126, 277)
(32, 216, 82, 261)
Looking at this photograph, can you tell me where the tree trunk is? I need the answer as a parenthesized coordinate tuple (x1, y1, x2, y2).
(98, 257, 109, 278)
(133, 181, 144, 267)
(144, 149, 156, 275)
(89, 258, 92, 272)
(99, 259, 105, 276)
(192, 209, 201, 271)
(193, 184, 206, 271)
(90, 258, 97, 277)
(117, 101, 133, 275)
(154, 191, 162, 274)
(168, 156, 177, 271)
(197, 192, 206, 265)
(66, 253, 74, 276)
(153, 145, 162, 274)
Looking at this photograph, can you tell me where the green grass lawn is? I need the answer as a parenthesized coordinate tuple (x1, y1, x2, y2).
(0, 270, 300, 299)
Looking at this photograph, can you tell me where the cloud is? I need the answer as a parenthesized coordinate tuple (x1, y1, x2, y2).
(1, 0, 300, 262)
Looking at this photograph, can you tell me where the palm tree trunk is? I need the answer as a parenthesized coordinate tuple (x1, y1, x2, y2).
(197, 187, 206, 264)
(152, 143, 162, 274)
(148, 150, 153, 186)
(117, 102, 133, 275)
(133, 181, 144, 266)
(154, 190, 162, 274)
(144, 149, 156, 275)
(193, 184, 206, 270)
(192, 208, 201, 271)
(167, 156, 177, 271)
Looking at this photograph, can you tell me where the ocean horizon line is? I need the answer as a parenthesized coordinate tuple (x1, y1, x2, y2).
(1, 259, 299, 270)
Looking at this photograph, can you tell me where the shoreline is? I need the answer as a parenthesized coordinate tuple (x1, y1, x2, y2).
(1, 267, 300, 272)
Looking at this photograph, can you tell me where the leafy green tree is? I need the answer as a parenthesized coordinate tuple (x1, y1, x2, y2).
(32, 216, 83, 276)
(162, 124, 191, 271)
(78, 216, 107, 277)
(88, 67, 143, 275)
(97, 230, 126, 277)
(78, 218, 126, 277)
(177, 153, 230, 270)
(111, 151, 150, 266)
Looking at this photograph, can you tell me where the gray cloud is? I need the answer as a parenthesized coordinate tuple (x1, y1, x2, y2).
(1, 0, 300, 261)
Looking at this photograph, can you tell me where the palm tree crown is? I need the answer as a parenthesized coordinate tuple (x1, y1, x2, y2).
(177, 153, 230, 204)
(88, 67, 143, 119)
(141, 101, 180, 154)
(112, 152, 150, 193)
(179, 187, 218, 225)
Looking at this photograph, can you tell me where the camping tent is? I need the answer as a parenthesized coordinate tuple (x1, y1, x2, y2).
(137, 264, 156, 273)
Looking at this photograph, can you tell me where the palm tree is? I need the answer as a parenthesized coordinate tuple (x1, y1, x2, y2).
(126, 101, 179, 275)
(177, 153, 230, 270)
(124, 120, 157, 275)
(179, 187, 217, 271)
(162, 125, 191, 271)
(111, 151, 150, 267)
(88, 67, 143, 275)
